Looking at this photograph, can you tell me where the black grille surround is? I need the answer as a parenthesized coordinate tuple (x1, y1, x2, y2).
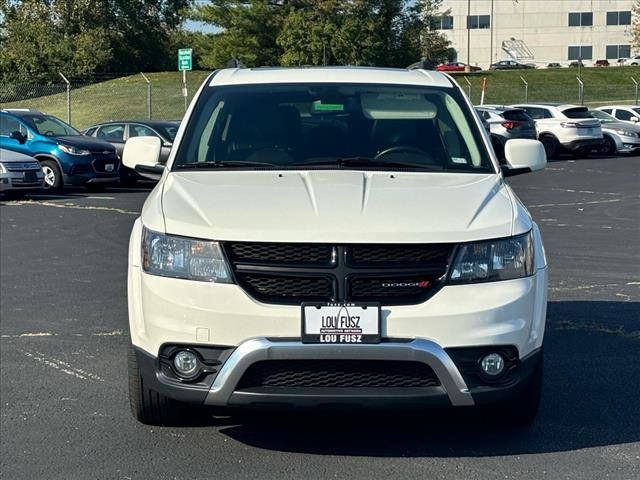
(223, 242, 455, 306)
(236, 360, 440, 389)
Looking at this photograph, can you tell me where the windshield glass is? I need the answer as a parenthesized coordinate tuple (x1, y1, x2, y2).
(22, 115, 81, 136)
(173, 83, 494, 173)
(633, 107, 640, 114)
(589, 110, 616, 122)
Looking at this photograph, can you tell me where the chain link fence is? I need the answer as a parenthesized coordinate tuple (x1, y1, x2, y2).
(457, 74, 639, 107)
(1, 71, 638, 130)
(0, 72, 209, 129)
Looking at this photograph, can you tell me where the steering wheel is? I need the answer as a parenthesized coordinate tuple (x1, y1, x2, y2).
(374, 145, 427, 160)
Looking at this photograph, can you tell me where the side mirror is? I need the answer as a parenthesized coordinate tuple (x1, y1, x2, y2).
(122, 136, 164, 180)
(9, 131, 27, 144)
(501, 139, 546, 177)
(631, 116, 639, 123)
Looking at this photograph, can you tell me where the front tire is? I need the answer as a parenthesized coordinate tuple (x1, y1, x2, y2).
(128, 345, 202, 426)
(40, 159, 63, 193)
(599, 136, 617, 156)
(498, 354, 543, 427)
(539, 135, 559, 160)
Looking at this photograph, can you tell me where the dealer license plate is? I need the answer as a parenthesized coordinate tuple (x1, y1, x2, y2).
(302, 303, 381, 344)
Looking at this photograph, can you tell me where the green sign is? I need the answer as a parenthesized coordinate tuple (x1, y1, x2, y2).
(178, 48, 192, 71)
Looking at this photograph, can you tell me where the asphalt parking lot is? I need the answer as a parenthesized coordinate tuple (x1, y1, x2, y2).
(1, 156, 639, 480)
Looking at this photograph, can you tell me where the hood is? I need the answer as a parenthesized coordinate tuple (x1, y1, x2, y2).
(0, 148, 37, 163)
(55, 135, 115, 152)
(158, 170, 519, 243)
(601, 121, 640, 133)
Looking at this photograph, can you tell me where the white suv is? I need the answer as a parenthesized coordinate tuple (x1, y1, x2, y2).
(511, 104, 602, 158)
(596, 105, 640, 125)
(124, 67, 548, 426)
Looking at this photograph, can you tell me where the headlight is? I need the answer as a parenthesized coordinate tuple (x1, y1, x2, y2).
(58, 144, 91, 155)
(449, 231, 534, 284)
(142, 228, 233, 283)
(0, 163, 6, 173)
(614, 129, 639, 138)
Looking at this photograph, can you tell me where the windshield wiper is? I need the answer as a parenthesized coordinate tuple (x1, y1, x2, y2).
(175, 160, 279, 169)
(291, 157, 443, 171)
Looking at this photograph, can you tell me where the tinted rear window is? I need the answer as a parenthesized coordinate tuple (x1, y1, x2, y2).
(562, 107, 591, 119)
(501, 109, 531, 122)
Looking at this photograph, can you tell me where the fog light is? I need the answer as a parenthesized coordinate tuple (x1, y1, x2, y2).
(480, 353, 505, 376)
(173, 350, 199, 378)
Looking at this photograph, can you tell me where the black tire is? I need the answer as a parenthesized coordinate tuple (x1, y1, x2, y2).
(40, 159, 63, 193)
(539, 135, 559, 160)
(128, 345, 201, 426)
(599, 136, 617, 156)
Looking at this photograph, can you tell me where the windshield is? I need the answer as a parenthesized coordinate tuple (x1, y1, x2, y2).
(633, 107, 640, 114)
(173, 83, 494, 173)
(22, 114, 81, 136)
(589, 110, 616, 122)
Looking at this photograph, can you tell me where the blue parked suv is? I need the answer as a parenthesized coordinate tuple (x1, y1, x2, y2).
(0, 109, 120, 192)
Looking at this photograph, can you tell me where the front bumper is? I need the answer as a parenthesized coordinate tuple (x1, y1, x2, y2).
(134, 340, 542, 409)
(63, 172, 120, 186)
(0, 172, 44, 191)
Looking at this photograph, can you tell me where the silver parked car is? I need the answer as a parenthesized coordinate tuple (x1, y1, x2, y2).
(475, 106, 537, 161)
(589, 109, 640, 155)
(0, 148, 44, 196)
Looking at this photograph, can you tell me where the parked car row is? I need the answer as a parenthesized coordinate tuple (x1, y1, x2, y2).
(475, 103, 640, 159)
(0, 108, 179, 195)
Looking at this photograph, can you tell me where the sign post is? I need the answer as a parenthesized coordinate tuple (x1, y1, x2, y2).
(178, 48, 192, 112)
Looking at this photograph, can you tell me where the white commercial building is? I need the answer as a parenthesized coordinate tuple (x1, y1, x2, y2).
(438, 0, 634, 68)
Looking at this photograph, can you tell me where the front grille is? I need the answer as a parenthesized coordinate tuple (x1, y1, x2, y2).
(349, 275, 436, 301)
(228, 242, 333, 266)
(225, 242, 453, 306)
(237, 360, 440, 389)
(239, 273, 333, 302)
(92, 156, 119, 173)
(4, 162, 41, 172)
(348, 244, 450, 267)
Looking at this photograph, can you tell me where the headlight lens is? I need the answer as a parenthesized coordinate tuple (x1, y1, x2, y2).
(449, 231, 534, 284)
(614, 129, 638, 138)
(58, 144, 91, 155)
(142, 228, 233, 283)
(0, 163, 6, 173)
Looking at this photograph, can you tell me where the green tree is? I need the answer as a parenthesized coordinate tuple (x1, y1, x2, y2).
(0, 0, 191, 84)
(191, 0, 288, 68)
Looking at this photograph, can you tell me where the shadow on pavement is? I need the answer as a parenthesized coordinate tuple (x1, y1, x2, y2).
(214, 300, 640, 457)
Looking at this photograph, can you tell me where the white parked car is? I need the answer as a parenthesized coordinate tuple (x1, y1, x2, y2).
(589, 109, 640, 154)
(511, 104, 603, 158)
(0, 148, 44, 195)
(123, 67, 548, 426)
(596, 105, 640, 125)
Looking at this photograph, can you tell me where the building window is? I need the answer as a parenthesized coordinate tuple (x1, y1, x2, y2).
(606, 45, 632, 59)
(440, 15, 453, 30)
(607, 11, 632, 26)
(568, 46, 593, 60)
(568, 12, 593, 27)
(467, 14, 490, 29)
